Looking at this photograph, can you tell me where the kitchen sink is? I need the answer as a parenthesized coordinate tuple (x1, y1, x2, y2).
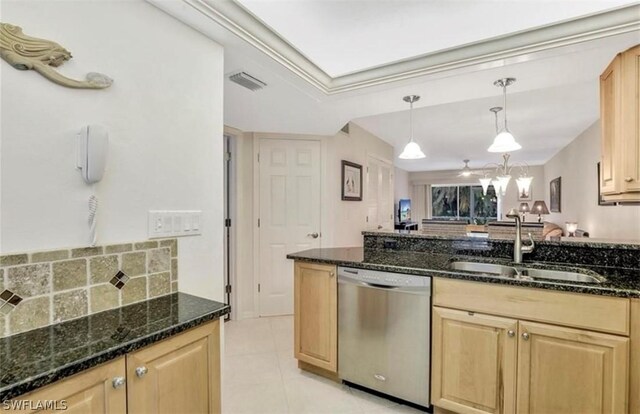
(518, 268, 604, 284)
(449, 261, 518, 277)
(449, 261, 604, 284)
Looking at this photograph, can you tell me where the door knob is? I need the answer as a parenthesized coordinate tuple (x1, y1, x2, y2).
(112, 377, 126, 389)
(522, 332, 530, 341)
(135, 366, 148, 378)
(307, 232, 319, 239)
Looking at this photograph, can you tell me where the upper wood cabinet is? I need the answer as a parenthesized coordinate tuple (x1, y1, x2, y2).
(127, 320, 221, 414)
(294, 261, 338, 373)
(3, 358, 126, 414)
(600, 44, 640, 201)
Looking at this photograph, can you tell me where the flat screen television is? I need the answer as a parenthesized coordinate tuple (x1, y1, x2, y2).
(398, 199, 411, 223)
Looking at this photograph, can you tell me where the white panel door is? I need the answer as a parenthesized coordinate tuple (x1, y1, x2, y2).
(259, 139, 321, 316)
(366, 156, 394, 230)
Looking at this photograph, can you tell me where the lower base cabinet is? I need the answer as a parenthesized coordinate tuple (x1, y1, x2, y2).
(3, 320, 221, 414)
(2, 358, 127, 414)
(432, 307, 629, 414)
(127, 321, 221, 414)
(293, 261, 338, 374)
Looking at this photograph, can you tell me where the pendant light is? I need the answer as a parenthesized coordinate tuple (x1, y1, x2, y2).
(399, 95, 426, 160)
(488, 78, 521, 153)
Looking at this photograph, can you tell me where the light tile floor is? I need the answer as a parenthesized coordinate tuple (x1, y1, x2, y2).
(223, 316, 427, 414)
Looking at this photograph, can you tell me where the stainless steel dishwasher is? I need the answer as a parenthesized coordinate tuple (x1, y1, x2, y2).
(338, 266, 431, 407)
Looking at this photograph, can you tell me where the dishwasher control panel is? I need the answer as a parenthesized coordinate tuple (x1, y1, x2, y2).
(338, 266, 431, 288)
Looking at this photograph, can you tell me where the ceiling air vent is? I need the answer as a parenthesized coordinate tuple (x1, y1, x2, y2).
(229, 72, 267, 91)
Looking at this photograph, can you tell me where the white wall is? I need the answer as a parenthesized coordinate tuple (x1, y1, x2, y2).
(409, 166, 545, 221)
(544, 121, 640, 240)
(324, 123, 395, 247)
(0, 0, 225, 301)
(394, 167, 410, 209)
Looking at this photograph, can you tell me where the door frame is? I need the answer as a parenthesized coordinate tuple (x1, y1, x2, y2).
(253, 133, 324, 317)
(223, 126, 241, 321)
(365, 153, 394, 230)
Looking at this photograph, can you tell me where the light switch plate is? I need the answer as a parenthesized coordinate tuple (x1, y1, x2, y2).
(148, 210, 202, 238)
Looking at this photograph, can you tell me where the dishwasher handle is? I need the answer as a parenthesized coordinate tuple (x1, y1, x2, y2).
(338, 274, 430, 295)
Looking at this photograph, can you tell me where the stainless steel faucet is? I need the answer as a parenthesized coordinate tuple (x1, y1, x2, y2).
(506, 208, 535, 263)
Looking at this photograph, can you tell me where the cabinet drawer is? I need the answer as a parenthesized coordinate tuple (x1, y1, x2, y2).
(434, 279, 630, 335)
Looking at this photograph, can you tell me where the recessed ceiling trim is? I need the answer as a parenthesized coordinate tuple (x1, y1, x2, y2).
(168, 0, 640, 95)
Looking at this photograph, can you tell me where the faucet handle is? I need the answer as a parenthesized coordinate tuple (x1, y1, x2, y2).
(523, 232, 535, 252)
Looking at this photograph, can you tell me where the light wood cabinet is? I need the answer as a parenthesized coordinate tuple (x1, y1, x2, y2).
(3, 320, 221, 414)
(3, 358, 126, 414)
(600, 44, 640, 201)
(127, 320, 220, 414)
(517, 321, 628, 414)
(294, 261, 337, 374)
(432, 279, 631, 414)
(431, 307, 517, 414)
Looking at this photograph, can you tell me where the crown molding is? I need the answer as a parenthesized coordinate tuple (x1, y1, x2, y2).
(179, 0, 640, 95)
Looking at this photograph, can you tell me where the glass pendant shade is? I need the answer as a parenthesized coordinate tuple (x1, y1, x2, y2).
(488, 130, 522, 153)
(497, 175, 511, 195)
(398, 95, 426, 160)
(516, 176, 533, 197)
(491, 179, 502, 195)
(399, 141, 426, 160)
(479, 177, 492, 195)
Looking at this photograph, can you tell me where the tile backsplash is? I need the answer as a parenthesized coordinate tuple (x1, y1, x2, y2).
(0, 239, 178, 337)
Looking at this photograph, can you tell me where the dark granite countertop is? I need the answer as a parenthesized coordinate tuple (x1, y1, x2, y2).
(287, 247, 640, 298)
(0, 293, 230, 402)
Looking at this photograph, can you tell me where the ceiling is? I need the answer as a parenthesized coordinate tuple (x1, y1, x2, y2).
(236, 0, 637, 77)
(148, 0, 640, 171)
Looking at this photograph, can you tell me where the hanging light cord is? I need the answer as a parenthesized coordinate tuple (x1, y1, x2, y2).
(409, 100, 414, 143)
(502, 82, 509, 132)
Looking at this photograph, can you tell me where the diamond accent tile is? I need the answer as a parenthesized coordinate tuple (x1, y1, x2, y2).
(109, 271, 130, 290)
(0, 289, 23, 314)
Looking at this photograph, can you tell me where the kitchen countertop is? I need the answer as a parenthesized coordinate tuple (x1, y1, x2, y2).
(287, 247, 640, 298)
(0, 293, 230, 402)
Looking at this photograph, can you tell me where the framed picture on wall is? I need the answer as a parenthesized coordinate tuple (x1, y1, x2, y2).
(597, 162, 617, 206)
(550, 176, 561, 212)
(517, 184, 532, 201)
(341, 160, 363, 201)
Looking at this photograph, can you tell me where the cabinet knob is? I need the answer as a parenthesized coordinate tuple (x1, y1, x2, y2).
(522, 332, 530, 341)
(625, 177, 634, 182)
(507, 330, 515, 338)
(307, 232, 319, 239)
(112, 377, 126, 389)
(135, 366, 148, 378)
(329, 271, 335, 277)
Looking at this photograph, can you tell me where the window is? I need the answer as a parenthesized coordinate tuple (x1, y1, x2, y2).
(431, 185, 497, 221)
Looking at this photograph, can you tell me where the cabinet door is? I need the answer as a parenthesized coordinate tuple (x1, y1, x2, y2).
(126, 320, 220, 414)
(600, 53, 621, 195)
(431, 307, 518, 414)
(3, 358, 126, 414)
(294, 261, 337, 373)
(517, 321, 629, 414)
(621, 45, 640, 193)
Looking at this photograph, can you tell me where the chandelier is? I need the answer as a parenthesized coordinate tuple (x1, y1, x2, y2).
(398, 95, 426, 160)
